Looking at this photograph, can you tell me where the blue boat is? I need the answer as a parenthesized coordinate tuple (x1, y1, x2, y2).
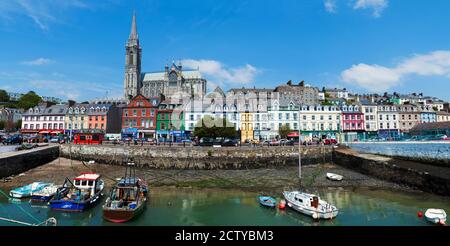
(259, 196, 277, 208)
(30, 184, 67, 203)
(49, 173, 105, 212)
(9, 182, 51, 199)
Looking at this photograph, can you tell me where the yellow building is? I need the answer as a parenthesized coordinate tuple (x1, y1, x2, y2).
(240, 112, 254, 143)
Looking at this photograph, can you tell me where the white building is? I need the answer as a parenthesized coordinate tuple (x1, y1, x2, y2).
(360, 101, 378, 132)
(298, 105, 341, 141)
(377, 105, 399, 138)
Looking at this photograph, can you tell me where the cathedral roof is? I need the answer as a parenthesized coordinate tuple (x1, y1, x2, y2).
(142, 70, 203, 81)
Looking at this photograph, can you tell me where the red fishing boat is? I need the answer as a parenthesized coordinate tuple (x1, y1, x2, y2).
(103, 162, 148, 223)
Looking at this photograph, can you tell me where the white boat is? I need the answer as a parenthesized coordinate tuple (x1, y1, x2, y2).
(283, 191, 339, 219)
(30, 184, 60, 202)
(425, 209, 447, 225)
(326, 173, 343, 181)
(9, 182, 50, 198)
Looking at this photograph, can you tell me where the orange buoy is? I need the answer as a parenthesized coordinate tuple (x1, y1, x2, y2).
(279, 200, 286, 210)
(439, 219, 446, 226)
(418, 211, 423, 218)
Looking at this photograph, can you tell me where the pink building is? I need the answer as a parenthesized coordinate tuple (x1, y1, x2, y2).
(341, 105, 365, 132)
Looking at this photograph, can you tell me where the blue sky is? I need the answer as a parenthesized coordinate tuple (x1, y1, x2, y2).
(0, 0, 449, 101)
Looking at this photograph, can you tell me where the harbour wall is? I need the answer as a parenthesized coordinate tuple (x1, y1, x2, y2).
(0, 146, 60, 179)
(60, 145, 333, 170)
(333, 147, 450, 197)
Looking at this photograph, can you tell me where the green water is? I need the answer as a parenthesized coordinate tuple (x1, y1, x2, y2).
(0, 187, 449, 226)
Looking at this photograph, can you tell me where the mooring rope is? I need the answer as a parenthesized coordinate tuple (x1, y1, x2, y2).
(0, 189, 42, 224)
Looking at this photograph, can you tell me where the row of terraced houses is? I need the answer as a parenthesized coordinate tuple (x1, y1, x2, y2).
(19, 82, 450, 143)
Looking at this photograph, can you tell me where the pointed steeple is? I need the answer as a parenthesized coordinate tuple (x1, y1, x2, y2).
(127, 11, 139, 46)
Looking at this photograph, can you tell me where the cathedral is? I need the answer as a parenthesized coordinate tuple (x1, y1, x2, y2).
(123, 13, 207, 100)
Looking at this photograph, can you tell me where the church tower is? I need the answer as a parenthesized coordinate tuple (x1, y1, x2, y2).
(124, 12, 142, 99)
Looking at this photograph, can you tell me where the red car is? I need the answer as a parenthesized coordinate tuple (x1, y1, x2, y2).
(324, 139, 338, 145)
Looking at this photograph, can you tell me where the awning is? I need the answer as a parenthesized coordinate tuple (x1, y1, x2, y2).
(51, 130, 63, 134)
(39, 131, 50, 134)
(288, 132, 300, 137)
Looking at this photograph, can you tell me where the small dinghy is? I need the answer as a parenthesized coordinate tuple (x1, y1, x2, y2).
(259, 196, 277, 208)
(30, 184, 63, 203)
(326, 173, 343, 181)
(425, 209, 447, 225)
(9, 182, 51, 199)
(283, 191, 339, 219)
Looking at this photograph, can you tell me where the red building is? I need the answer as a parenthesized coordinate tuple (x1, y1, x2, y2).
(122, 94, 160, 139)
(341, 105, 365, 132)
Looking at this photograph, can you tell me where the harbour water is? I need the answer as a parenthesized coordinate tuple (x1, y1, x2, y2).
(1, 187, 449, 226)
(348, 142, 450, 161)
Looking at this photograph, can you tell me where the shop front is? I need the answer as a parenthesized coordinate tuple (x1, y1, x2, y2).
(121, 128, 138, 140)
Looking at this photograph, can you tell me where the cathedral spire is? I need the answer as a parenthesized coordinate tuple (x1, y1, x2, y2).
(128, 11, 139, 44)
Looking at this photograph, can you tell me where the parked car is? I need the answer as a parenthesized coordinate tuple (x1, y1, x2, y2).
(324, 139, 338, 145)
(50, 137, 60, 143)
(221, 138, 238, 147)
(199, 137, 214, 146)
(4, 134, 23, 145)
(269, 139, 281, 146)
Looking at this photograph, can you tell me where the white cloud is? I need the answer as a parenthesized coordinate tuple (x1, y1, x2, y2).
(0, 0, 90, 30)
(324, 0, 337, 13)
(22, 58, 54, 66)
(180, 59, 260, 87)
(353, 0, 388, 17)
(341, 50, 450, 92)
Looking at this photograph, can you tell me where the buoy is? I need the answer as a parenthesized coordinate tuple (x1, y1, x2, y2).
(312, 213, 319, 220)
(418, 211, 423, 218)
(279, 200, 286, 210)
(439, 219, 446, 226)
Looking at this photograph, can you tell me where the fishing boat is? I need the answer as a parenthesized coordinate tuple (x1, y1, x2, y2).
(283, 191, 339, 219)
(103, 163, 148, 223)
(326, 173, 343, 181)
(425, 209, 447, 225)
(9, 182, 51, 199)
(258, 196, 277, 208)
(30, 184, 65, 203)
(49, 173, 105, 212)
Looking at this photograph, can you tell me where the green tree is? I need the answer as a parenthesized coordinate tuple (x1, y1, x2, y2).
(278, 124, 292, 139)
(321, 99, 333, 106)
(17, 91, 42, 109)
(193, 116, 237, 139)
(0, 90, 10, 102)
(0, 120, 5, 130)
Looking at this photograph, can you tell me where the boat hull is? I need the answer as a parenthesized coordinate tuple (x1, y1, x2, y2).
(49, 193, 102, 212)
(9, 192, 29, 199)
(30, 195, 54, 203)
(283, 192, 339, 220)
(103, 202, 146, 223)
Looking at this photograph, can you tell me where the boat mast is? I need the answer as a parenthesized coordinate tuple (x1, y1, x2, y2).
(298, 105, 302, 180)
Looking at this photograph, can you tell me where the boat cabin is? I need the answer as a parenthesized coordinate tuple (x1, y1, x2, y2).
(73, 173, 102, 197)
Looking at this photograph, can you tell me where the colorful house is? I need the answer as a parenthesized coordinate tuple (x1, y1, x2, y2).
(122, 94, 159, 139)
(156, 99, 186, 142)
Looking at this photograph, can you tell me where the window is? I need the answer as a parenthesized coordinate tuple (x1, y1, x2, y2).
(312, 115, 316, 121)
(293, 113, 298, 120)
(286, 113, 290, 120)
(379, 115, 383, 121)
(190, 115, 194, 121)
(303, 115, 306, 120)
(142, 110, 146, 116)
(294, 123, 298, 130)
(320, 115, 324, 121)
(278, 113, 282, 120)
(380, 123, 383, 129)
(133, 110, 137, 116)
